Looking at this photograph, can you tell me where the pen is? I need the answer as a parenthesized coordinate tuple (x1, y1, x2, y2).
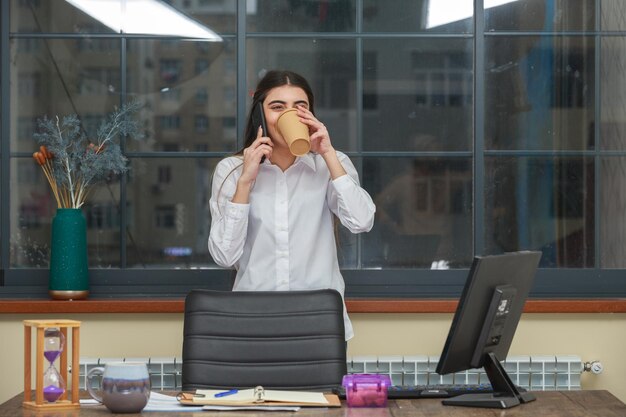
(214, 389, 238, 398)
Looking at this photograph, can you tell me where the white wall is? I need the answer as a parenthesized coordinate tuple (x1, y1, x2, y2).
(1, 313, 624, 404)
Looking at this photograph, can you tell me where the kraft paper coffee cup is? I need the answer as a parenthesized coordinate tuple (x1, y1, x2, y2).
(276, 108, 311, 156)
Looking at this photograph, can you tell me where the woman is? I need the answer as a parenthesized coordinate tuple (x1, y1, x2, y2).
(208, 70, 375, 340)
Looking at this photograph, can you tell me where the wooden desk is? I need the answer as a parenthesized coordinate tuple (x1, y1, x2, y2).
(2, 390, 625, 417)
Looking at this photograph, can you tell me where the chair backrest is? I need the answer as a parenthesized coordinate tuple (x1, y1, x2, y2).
(182, 289, 347, 391)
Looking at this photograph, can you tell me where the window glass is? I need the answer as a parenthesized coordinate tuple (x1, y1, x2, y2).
(10, 158, 121, 267)
(247, 38, 356, 151)
(126, 38, 237, 152)
(363, 38, 472, 152)
(195, 115, 209, 133)
(247, 0, 355, 32)
(362, 157, 473, 269)
(10, 0, 115, 33)
(602, 0, 626, 31)
(485, 36, 595, 150)
(6, 0, 626, 297)
(600, 37, 626, 150)
(83, 198, 123, 266)
(363, 0, 473, 33)
(10, 38, 120, 153)
(484, 156, 594, 268)
(10, 0, 233, 35)
(195, 58, 210, 75)
(10, 157, 53, 268)
(181, 0, 236, 34)
(601, 157, 626, 268)
(11, 157, 55, 267)
(485, 0, 596, 32)
(126, 158, 217, 268)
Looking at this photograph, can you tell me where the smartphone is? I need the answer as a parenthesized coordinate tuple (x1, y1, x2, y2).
(250, 102, 268, 163)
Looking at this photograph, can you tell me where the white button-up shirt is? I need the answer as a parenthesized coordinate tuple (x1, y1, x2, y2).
(208, 151, 376, 340)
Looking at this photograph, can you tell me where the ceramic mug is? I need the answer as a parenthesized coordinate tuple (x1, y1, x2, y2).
(87, 362, 150, 413)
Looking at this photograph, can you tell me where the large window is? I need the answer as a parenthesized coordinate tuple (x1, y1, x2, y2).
(2, 0, 626, 298)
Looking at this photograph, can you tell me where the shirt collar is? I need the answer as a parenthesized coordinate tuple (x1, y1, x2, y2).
(295, 153, 317, 172)
(261, 153, 316, 171)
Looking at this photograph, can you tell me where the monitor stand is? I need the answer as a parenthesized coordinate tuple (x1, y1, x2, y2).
(442, 352, 536, 409)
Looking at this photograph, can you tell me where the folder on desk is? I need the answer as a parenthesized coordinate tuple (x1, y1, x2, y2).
(177, 386, 341, 407)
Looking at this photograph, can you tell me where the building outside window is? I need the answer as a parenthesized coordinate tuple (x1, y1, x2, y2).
(155, 205, 176, 229)
(17, 72, 40, 97)
(195, 58, 210, 74)
(194, 115, 209, 133)
(158, 165, 172, 184)
(159, 115, 181, 130)
(160, 59, 182, 83)
(160, 87, 181, 102)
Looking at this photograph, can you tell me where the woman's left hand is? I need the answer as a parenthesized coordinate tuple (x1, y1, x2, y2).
(296, 106, 334, 156)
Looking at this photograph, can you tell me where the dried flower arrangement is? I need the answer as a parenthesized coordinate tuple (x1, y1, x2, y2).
(33, 101, 143, 209)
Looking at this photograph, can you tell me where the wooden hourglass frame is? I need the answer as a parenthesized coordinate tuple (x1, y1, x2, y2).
(23, 319, 81, 410)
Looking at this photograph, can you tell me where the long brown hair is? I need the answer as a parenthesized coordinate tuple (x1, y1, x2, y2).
(239, 70, 316, 154)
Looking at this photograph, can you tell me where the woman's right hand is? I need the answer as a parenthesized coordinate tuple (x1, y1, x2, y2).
(239, 126, 273, 186)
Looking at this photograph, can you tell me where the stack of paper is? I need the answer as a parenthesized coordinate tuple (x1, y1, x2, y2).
(143, 391, 203, 412)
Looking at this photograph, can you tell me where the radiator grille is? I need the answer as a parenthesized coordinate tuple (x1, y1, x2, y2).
(78, 354, 582, 391)
(349, 355, 582, 390)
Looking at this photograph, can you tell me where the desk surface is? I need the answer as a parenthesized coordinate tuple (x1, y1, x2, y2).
(2, 390, 626, 417)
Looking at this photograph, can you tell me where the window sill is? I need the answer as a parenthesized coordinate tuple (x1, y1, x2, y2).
(1, 299, 626, 314)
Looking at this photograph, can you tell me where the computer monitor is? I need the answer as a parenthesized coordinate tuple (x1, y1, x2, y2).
(435, 251, 542, 409)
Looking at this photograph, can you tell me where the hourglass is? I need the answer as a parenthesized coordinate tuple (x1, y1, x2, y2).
(23, 319, 81, 410)
(43, 327, 65, 402)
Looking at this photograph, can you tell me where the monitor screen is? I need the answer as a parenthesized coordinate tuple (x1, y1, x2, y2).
(435, 251, 542, 409)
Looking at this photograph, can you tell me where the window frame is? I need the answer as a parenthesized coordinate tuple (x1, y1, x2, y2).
(2, 0, 625, 301)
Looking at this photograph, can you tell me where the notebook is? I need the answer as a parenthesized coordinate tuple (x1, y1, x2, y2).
(177, 387, 341, 408)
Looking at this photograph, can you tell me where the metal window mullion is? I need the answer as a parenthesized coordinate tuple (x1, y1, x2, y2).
(247, 32, 470, 39)
(236, 0, 247, 150)
(355, 0, 363, 268)
(484, 31, 606, 37)
(474, 0, 485, 255)
(594, 1, 601, 269)
(120, 35, 128, 268)
(0, 0, 9, 278)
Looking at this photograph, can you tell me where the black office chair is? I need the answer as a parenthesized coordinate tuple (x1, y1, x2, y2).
(182, 289, 347, 391)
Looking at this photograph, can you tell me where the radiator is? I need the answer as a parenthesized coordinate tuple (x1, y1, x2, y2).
(79, 357, 183, 391)
(349, 355, 582, 390)
(78, 354, 582, 391)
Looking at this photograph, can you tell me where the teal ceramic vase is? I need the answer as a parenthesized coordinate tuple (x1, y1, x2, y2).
(49, 208, 89, 300)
